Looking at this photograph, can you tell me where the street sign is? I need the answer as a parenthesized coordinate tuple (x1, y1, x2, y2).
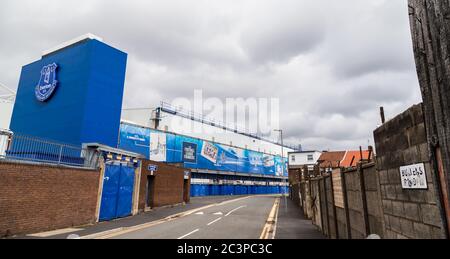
(148, 164, 158, 172)
(400, 163, 428, 190)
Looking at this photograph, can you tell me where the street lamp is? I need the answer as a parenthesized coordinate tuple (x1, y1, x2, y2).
(274, 129, 288, 213)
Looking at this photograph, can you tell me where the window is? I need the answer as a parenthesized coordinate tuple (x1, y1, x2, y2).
(291, 155, 296, 162)
(307, 155, 314, 161)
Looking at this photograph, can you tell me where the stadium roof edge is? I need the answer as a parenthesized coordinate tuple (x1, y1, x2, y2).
(42, 33, 104, 57)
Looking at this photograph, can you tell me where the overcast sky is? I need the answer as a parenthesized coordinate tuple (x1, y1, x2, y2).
(0, 0, 422, 151)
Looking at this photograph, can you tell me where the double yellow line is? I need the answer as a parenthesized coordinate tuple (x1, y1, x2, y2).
(260, 197, 280, 239)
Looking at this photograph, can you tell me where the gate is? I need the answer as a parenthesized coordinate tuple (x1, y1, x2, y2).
(99, 163, 136, 221)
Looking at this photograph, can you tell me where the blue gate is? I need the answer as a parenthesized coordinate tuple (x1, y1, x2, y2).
(99, 163, 136, 221)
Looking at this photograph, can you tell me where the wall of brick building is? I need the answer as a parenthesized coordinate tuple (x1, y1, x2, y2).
(374, 104, 446, 239)
(0, 161, 100, 237)
(139, 160, 190, 210)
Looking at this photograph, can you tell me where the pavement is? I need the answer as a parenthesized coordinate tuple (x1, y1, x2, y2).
(18, 195, 325, 239)
(275, 197, 325, 239)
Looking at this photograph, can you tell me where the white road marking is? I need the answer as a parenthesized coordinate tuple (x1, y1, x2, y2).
(195, 212, 204, 215)
(214, 212, 223, 215)
(207, 217, 223, 226)
(225, 205, 247, 217)
(83, 196, 252, 239)
(178, 229, 200, 240)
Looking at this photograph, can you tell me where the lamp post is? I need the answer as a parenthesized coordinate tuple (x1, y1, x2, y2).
(274, 129, 288, 213)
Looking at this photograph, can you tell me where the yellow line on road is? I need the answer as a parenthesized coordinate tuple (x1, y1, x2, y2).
(260, 197, 280, 240)
(83, 195, 252, 239)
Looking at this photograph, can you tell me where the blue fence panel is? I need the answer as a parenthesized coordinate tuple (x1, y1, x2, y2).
(211, 185, 220, 196)
(99, 165, 121, 221)
(116, 165, 135, 218)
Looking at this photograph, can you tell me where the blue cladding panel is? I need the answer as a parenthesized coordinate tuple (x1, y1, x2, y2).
(118, 124, 151, 156)
(211, 185, 220, 196)
(11, 39, 127, 147)
(118, 123, 288, 177)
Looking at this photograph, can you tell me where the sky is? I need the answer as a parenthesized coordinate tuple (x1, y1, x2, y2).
(0, 0, 422, 151)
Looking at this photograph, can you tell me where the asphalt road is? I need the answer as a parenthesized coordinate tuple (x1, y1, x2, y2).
(107, 196, 277, 239)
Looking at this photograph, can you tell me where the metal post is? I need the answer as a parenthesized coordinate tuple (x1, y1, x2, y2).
(275, 129, 288, 213)
(329, 169, 340, 239)
(58, 145, 63, 165)
(341, 170, 352, 239)
(380, 107, 386, 124)
(359, 163, 371, 236)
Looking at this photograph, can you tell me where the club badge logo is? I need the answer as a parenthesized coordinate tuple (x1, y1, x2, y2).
(35, 63, 58, 102)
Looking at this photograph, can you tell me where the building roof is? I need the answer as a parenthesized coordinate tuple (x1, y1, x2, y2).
(317, 151, 346, 168)
(340, 150, 372, 168)
(288, 150, 321, 154)
(318, 150, 372, 169)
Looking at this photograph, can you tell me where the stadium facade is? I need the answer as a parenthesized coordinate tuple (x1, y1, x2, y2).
(6, 34, 295, 198)
(120, 98, 297, 197)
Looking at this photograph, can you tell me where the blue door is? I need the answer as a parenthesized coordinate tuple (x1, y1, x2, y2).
(116, 165, 135, 218)
(99, 164, 136, 221)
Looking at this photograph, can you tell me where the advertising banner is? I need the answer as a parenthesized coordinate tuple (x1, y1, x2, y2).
(119, 123, 288, 177)
(201, 142, 219, 164)
(118, 124, 150, 157)
(150, 132, 167, 162)
(183, 142, 198, 163)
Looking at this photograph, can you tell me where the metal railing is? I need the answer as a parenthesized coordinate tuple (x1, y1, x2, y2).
(0, 130, 99, 169)
(159, 102, 301, 151)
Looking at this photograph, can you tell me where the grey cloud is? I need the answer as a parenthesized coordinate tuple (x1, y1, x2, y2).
(239, 0, 327, 64)
(0, 0, 423, 151)
(318, 0, 415, 78)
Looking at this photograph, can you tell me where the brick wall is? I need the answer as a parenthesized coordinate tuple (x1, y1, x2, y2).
(139, 160, 190, 210)
(0, 161, 100, 237)
(374, 104, 446, 239)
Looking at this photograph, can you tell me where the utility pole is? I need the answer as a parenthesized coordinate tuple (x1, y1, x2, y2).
(275, 129, 287, 213)
(409, 0, 450, 237)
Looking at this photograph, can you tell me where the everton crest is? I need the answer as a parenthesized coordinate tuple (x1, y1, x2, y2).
(35, 63, 58, 102)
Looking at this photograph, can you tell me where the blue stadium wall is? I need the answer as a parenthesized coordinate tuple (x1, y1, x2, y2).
(118, 122, 289, 197)
(10, 39, 127, 147)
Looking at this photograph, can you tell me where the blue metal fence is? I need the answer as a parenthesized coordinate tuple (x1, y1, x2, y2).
(0, 131, 99, 169)
(190, 184, 289, 197)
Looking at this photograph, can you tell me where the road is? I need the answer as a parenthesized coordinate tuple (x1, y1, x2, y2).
(102, 196, 277, 239)
(20, 195, 324, 239)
